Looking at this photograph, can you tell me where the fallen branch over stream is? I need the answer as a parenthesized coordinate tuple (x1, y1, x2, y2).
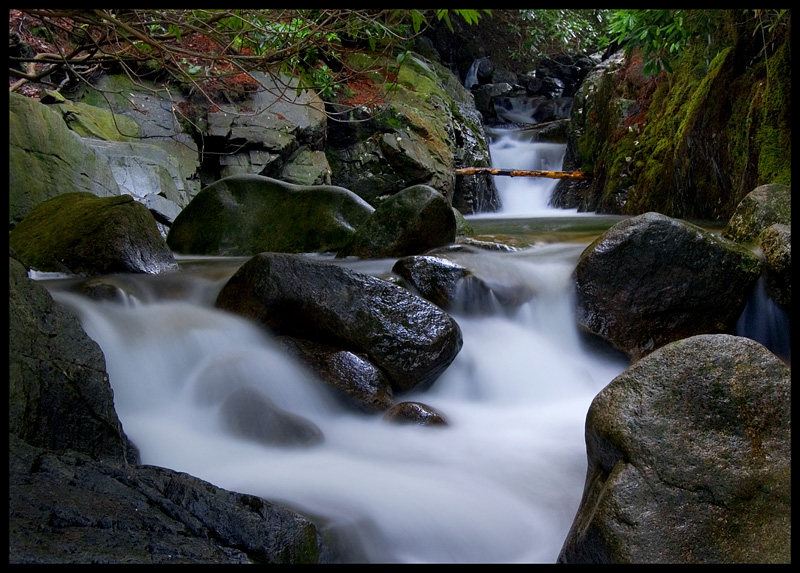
(455, 167, 593, 180)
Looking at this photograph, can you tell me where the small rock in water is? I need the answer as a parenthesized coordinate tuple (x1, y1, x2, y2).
(383, 401, 448, 427)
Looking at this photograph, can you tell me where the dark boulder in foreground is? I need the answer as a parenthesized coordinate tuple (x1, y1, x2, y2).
(215, 252, 463, 395)
(9, 256, 337, 564)
(559, 334, 790, 564)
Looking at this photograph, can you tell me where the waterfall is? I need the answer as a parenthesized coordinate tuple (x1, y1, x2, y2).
(47, 244, 629, 564)
(483, 129, 574, 217)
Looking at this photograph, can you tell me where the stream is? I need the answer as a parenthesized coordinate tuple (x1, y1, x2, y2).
(36, 129, 787, 563)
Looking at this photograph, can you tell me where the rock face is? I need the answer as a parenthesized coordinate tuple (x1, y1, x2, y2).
(215, 252, 463, 395)
(166, 174, 375, 256)
(9, 255, 337, 564)
(324, 52, 499, 214)
(9, 192, 178, 276)
(336, 184, 457, 259)
(9, 92, 120, 229)
(574, 212, 763, 361)
(9, 256, 139, 464)
(558, 334, 791, 564)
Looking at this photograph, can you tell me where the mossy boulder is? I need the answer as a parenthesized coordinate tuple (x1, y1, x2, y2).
(722, 183, 791, 244)
(166, 174, 374, 256)
(574, 212, 763, 360)
(758, 223, 791, 309)
(9, 192, 177, 276)
(336, 184, 457, 259)
(559, 334, 790, 564)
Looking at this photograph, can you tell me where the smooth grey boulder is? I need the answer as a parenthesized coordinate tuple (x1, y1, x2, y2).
(574, 212, 763, 360)
(215, 252, 463, 395)
(167, 174, 374, 256)
(559, 334, 790, 564)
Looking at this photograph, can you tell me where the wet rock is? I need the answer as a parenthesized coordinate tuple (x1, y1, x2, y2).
(9, 192, 177, 276)
(215, 252, 463, 395)
(278, 337, 395, 414)
(559, 334, 790, 564)
(574, 212, 763, 360)
(383, 401, 449, 427)
(9, 256, 139, 464)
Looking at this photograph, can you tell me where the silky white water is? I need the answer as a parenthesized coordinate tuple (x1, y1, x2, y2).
(48, 241, 629, 564)
(42, 134, 636, 563)
(484, 129, 577, 218)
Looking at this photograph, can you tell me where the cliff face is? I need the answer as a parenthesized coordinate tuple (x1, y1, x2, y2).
(554, 13, 791, 221)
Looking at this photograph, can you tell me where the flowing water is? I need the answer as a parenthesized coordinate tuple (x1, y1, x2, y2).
(35, 131, 788, 563)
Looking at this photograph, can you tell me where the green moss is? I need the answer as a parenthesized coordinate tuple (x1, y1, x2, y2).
(755, 41, 791, 186)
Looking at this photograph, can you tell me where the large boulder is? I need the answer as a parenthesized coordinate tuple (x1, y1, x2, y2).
(722, 183, 791, 244)
(9, 256, 138, 464)
(9, 436, 334, 564)
(336, 184, 457, 259)
(215, 252, 463, 394)
(574, 212, 763, 360)
(9, 92, 119, 229)
(9, 255, 337, 564)
(559, 334, 790, 564)
(166, 174, 374, 256)
(9, 192, 178, 276)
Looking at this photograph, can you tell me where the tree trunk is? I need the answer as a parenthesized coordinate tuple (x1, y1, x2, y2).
(455, 167, 593, 180)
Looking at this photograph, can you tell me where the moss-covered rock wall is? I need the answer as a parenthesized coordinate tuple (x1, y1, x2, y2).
(565, 12, 790, 221)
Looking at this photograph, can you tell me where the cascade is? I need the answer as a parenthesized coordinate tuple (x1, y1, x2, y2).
(32, 118, 788, 564)
(48, 246, 629, 563)
(482, 128, 573, 217)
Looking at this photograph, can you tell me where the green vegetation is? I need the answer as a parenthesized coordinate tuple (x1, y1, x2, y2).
(10, 9, 490, 105)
